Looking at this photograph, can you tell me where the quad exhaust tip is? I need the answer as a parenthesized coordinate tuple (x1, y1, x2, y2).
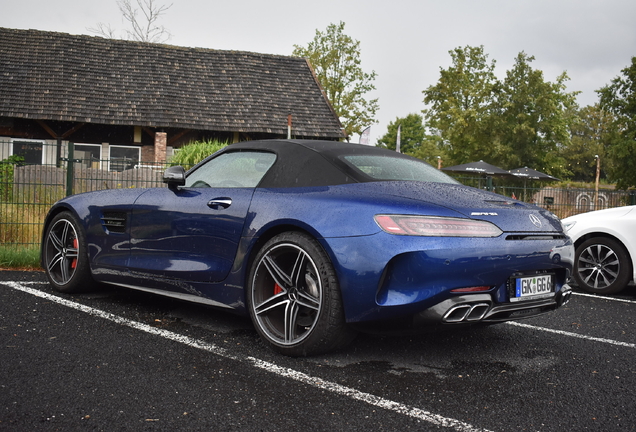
(442, 285, 572, 324)
(443, 303, 490, 323)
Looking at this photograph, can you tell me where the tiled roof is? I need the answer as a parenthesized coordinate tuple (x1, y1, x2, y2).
(0, 28, 344, 138)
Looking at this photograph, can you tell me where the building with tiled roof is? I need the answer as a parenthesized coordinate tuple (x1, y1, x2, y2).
(0, 27, 343, 168)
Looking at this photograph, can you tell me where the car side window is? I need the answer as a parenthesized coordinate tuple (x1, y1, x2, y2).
(185, 151, 276, 188)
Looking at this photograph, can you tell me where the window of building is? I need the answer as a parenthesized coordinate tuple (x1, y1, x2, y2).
(109, 145, 140, 172)
(75, 143, 102, 169)
(11, 139, 44, 165)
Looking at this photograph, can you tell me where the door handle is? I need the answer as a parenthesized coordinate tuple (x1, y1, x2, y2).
(207, 198, 232, 209)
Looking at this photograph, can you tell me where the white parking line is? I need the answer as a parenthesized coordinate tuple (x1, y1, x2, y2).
(504, 291, 636, 348)
(572, 291, 636, 304)
(506, 321, 636, 349)
(3, 281, 490, 432)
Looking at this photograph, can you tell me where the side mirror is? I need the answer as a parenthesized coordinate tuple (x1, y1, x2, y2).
(163, 166, 186, 191)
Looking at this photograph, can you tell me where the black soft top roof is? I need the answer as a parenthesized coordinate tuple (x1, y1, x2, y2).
(209, 139, 423, 188)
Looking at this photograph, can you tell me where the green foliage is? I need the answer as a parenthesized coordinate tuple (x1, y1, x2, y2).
(409, 135, 450, 169)
(422, 46, 501, 166)
(598, 56, 636, 189)
(376, 113, 449, 166)
(0, 246, 40, 269)
(293, 21, 379, 138)
(0, 155, 24, 201)
(495, 52, 578, 178)
(170, 139, 229, 168)
(377, 113, 426, 154)
(422, 46, 579, 176)
(563, 104, 616, 182)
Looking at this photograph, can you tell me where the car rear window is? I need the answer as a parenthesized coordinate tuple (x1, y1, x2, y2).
(342, 155, 458, 184)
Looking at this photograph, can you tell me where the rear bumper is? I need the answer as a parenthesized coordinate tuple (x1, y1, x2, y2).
(325, 232, 573, 325)
(350, 284, 572, 334)
(414, 283, 572, 326)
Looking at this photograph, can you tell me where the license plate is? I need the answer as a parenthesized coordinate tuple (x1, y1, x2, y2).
(510, 274, 554, 302)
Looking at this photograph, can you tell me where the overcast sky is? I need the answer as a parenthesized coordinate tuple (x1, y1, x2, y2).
(2, 0, 635, 143)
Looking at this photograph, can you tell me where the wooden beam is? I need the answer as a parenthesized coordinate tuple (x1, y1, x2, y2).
(35, 120, 86, 140)
(35, 120, 58, 139)
(142, 127, 155, 138)
(61, 123, 86, 139)
(168, 129, 192, 146)
(0, 128, 28, 137)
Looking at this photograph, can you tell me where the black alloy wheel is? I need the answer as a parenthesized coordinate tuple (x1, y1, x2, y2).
(247, 231, 356, 356)
(43, 211, 93, 293)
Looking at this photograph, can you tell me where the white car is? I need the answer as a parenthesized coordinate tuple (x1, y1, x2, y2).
(562, 206, 636, 294)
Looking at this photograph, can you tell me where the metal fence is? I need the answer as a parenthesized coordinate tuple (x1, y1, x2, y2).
(452, 176, 636, 219)
(1, 141, 171, 248)
(1, 140, 635, 248)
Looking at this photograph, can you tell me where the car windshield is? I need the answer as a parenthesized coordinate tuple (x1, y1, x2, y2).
(342, 155, 458, 184)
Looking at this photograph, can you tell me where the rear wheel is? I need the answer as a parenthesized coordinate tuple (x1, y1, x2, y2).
(574, 237, 632, 295)
(43, 211, 93, 293)
(247, 232, 356, 356)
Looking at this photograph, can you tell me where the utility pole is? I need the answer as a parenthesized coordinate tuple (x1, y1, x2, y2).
(594, 155, 600, 210)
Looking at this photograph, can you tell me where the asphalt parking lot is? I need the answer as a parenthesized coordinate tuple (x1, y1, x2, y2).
(2, 270, 636, 431)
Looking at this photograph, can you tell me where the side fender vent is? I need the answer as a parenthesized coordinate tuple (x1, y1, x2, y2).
(101, 212, 127, 233)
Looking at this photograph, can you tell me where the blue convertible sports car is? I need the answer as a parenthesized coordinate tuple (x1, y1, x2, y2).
(42, 140, 573, 356)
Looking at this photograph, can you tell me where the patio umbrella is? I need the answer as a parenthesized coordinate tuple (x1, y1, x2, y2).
(509, 167, 560, 202)
(443, 160, 514, 191)
(442, 160, 512, 176)
(509, 167, 560, 182)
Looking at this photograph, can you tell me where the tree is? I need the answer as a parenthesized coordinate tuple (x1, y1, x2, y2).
(377, 113, 425, 154)
(292, 22, 379, 139)
(422, 46, 500, 166)
(88, 0, 173, 43)
(562, 104, 616, 182)
(377, 113, 448, 167)
(495, 52, 578, 178)
(410, 135, 449, 169)
(423, 46, 579, 175)
(598, 56, 636, 189)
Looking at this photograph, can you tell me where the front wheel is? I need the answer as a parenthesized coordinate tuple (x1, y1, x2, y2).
(42, 211, 94, 293)
(573, 237, 632, 295)
(247, 232, 356, 356)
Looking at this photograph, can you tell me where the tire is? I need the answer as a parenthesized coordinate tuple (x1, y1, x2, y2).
(573, 237, 632, 295)
(247, 232, 356, 356)
(42, 211, 94, 293)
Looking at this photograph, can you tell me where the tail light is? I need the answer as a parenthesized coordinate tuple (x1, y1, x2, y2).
(374, 215, 502, 237)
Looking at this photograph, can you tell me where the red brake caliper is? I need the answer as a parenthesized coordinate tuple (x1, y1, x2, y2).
(71, 238, 78, 269)
(273, 283, 283, 295)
